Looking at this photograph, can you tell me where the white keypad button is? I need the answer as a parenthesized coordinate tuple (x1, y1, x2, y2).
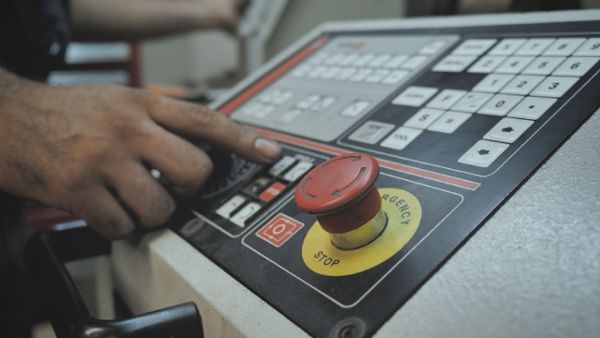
(574, 38, 600, 56)
(451, 92, 493, 113)
(384, 55, 409, 68)
(500, 75, 545, 95)
(496, 56, 534, 74)
(543, 38, 586, 56)
(419, 40, 447, 55)
(515, 38, 555, 56)
(531, 76, 579, 98)
(349, 68, 372, 82)
(271, 90, 294, 104)
(320, 67, 342, 80)
(253, 105, 275, 118)
(427, 111, 471, 134)
(341, 101, 371, 118)
(241, 104, 274, 119)
(458, 140, 509, 168)
(307, 66, 328, 79)
(240, 103, 264, 116)
(392, 86, 438, 107)
(553, 56, 599, 77)
(478, 94, 523, 116)
(296, 94, 321, 109)
(348, 121, 395, 144)
(335, 67, 357, 81)
(381, 70, 410, 85)
(269, 156, 296, 176)
(353, 54, 376, 67)
(426, 89, 467, 110)
(488, 39, 527, 56)
(276, 110, 303, 124)
(311, 96, 337, 112)
(364, 69, 390, 83)
(257, 90, 278, 103)
(401, 55, 429, 70)
(473, 74, 514, 93)
(452, 39, 497, 55)
(216, 195, 247, 219)
(484, 117, 534, 143)
(339, 54, 360, 66)
(522, 56, 565, 75)
(380, 127, 422, 150)
(508, 97, 557, 120)
(282, 161, 314, 182)
(230, 202, 261, 227)
(324, 53, 346, 66)
(369, 54, 392, 68)
(404, 108, 444, 129)
(290, 64, 312, 77)
(306, 52, 328, 65)
(467, 56, 506, 73)
(432, 55, 478, 72)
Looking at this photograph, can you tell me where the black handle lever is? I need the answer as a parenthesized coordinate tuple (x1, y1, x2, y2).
(25, 226, 204, 338)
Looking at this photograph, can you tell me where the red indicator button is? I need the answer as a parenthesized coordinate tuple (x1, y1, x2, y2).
(259, 182, 287, 202)
(257, 213, 304, 247)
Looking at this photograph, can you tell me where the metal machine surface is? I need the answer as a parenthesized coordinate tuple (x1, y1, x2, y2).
(112, 10, 600, 338)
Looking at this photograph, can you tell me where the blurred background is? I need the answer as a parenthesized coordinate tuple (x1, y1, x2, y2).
(50, 0, 600, 104)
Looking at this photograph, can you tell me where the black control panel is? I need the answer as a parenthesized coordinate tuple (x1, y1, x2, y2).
(171, 20, 600, 338)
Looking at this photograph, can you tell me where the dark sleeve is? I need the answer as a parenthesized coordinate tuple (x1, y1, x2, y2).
(0, 192, 23, 232)
(0, 0, 70, 80)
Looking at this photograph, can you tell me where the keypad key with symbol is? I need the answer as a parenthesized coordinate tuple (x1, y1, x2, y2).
(458, 140, 510, 168)
(484, 118, 534, 143)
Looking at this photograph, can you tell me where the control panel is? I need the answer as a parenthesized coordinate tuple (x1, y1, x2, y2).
(170, 18, 600, 338)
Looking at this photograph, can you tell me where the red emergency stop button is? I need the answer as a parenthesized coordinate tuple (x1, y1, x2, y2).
(295, 153, 382, 238)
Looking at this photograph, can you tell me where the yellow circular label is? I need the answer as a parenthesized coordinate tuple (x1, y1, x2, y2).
(301, 188, 421, 277)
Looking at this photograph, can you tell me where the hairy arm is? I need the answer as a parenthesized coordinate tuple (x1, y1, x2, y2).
(0, 68, 280, 239)
(69, 0, 244, 41)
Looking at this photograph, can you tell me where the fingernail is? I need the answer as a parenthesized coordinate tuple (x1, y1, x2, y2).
(254, 138, 281, 161)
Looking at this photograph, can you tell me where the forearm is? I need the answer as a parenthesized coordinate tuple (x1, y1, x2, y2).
(69, 0, 234, 41)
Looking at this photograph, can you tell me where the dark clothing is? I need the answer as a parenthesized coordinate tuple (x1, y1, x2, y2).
(1, 1, 70, 337)
(0, 0, 70, 80)
(0, 194, 32, 338)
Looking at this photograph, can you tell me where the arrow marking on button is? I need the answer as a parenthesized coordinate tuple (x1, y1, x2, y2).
(301, 177, 317, 199)
(331, 166, 366, 197)
(478, 149, 490, 155)
(322, 153, 362, 168)
(502, 127, 514, 133)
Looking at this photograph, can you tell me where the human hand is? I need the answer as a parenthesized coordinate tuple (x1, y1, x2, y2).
(0, 73, 280, 239)
(183, 0, 249, 33)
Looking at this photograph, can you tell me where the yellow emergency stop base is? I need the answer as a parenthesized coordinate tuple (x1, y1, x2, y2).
(302, 188, 422, 277)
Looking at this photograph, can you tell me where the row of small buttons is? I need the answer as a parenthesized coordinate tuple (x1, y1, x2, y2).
(434, 37, 600, 73)
(395, 74, 578, 110)
(215, 156, 314, 227)
(289, 40, 448, 85)
(241, 89, 295, 119)
(291, 64, 414, 86)
(469, 55, 599, 75)
(348, 112, 535, 168)
(305, 40, 446, 68)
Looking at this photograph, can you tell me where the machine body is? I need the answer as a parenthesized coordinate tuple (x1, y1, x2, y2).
(112, 10, 600, 338)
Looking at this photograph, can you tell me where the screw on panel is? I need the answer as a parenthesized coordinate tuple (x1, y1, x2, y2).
(329, 317, 366, 338)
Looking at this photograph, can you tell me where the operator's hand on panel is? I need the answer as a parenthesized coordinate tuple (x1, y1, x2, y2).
(0, 75, 281, 239)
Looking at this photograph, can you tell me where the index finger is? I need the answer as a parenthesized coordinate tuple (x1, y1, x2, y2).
(147, 95, 281, 164)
